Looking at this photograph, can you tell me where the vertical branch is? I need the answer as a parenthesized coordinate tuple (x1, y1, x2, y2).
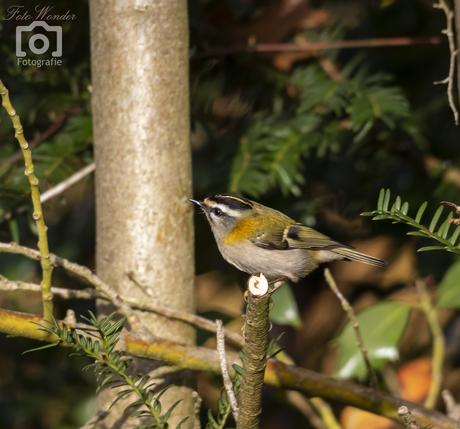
(416, 279, 445, 409)
(0, 80, 54, 322)
(216, 319, 239, 422)
(324, 268, 379, 390)
(237, 273, 271, 429)
(434, 0, 459, 125)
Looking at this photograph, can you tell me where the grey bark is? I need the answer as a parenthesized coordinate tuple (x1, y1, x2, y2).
(89, 0, 195, 427)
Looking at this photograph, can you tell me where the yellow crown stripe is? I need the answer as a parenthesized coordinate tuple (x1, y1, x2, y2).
(215, 195, 254, 209)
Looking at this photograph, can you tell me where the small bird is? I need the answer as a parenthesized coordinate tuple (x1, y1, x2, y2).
(190, 194, 387, 282)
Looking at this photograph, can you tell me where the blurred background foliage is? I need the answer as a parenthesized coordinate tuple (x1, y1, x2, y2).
(1, 0, 460, 428)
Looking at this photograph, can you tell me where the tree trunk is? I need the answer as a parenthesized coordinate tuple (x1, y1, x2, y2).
(89, 0, 195, 427)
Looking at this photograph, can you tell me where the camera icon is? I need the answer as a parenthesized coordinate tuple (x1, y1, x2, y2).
(16, 21, 62, 58)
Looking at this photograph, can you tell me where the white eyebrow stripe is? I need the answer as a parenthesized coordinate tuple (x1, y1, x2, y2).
(206, 202, 244, 218)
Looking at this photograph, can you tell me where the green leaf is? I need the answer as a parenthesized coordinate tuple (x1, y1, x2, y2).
(442, 212, 453, 239)
(164, 400, 183, 423)
(406, 231, 428, 237)
(269, 283, 302, 328)
(417, 246, 446, 252)
(8, 219, 20, 243)
(429, 206, 444, 232)
(175, 416, 189, 429)
(23, 340, 61, 354)
(394, 196, 401, 211)
(451, 225, 460, 245)
(207, 410, 218, 428)
(377, 189, 385, 211)
(401, 202, 409, 216)
(383, 189, 391, 211)
(415, 201, 428, 224)
(333, 302, 410, 380)
(373, 214, 391, 221)
(437, 261, 460, 308)
(360, 211, 375, 216)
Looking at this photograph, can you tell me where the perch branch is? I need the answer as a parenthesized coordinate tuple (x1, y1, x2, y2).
(0, 80, 54, 322)
(398, 406, 421, 429)
(324, 268, 379, 390)
(237, 273, 271, 429)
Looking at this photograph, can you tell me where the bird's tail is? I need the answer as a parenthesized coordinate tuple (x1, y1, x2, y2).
(332, 248, 388, 269)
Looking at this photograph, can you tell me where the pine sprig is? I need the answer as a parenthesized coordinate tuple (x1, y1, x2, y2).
(25, 312, 187, 429)
(362, 189, 460, 256)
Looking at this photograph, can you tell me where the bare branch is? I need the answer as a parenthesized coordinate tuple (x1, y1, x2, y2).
(192, 37, 442, 59)
(40, 163, 95, 203)
(324, 268, 379, 390)
(0, 242, 154, 341)
(0, 271, 245, 348)
(216, 319, 239, 422)
(433, 0, 459, 125)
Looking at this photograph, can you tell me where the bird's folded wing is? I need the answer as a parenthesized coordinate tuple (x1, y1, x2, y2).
(284, 224, 353, 250)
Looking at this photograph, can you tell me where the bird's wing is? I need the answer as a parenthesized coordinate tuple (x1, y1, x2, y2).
(283, 224, 353, 250)
(249, 227, 289, 250)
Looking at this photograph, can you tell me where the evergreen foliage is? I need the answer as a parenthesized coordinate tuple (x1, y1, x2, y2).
(26, 312, 188, 429)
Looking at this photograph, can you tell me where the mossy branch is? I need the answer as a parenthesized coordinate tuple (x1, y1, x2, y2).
(0, 307, 455, 429)
(237, 273, 271, 429)
(0, 80, 54, 322)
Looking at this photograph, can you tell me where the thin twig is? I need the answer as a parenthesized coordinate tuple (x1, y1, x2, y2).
(309, 398, 343, 429)
(192, 37, 442, 59)
(0, 107, 81, 170)
(398, 406, 421, 429)
(0, 270, 246, 348)
(433, 0, 459, 125)
(442, 389, 460, 420)
(216, 319, 239, 422)
(0, 242, 154, 342)
(324, 268, 379, 390)
(79, 404, 110, 429)
(286, 392, 332, 429)
(0, 80, 54, 322)
(124, 274, 244, 347)
(40, 162, 95, 203)
(415, 279, 445, 409)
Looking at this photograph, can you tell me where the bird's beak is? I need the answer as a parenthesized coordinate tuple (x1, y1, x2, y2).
(189, 199, 205, 208)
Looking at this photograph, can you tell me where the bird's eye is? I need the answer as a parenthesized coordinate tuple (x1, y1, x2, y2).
(213, 208, 223, 217)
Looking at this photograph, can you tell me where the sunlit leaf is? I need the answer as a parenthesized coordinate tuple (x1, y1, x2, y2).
(333, 302, 410, 380)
